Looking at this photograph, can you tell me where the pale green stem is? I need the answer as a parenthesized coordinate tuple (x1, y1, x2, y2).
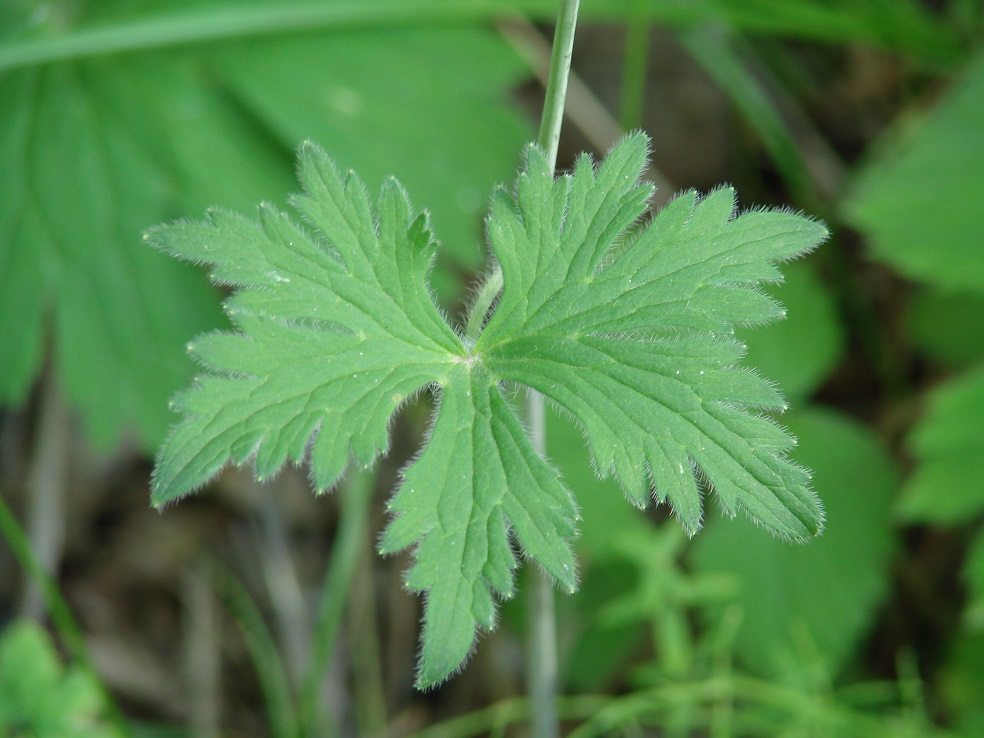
(527, 561, 560, 738)
(536, 0, 580, 169)
(527, 4, 580, 738)
(464, 267, 503, 345)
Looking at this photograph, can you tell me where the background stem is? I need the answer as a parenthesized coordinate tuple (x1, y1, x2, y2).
(299, 469, 375, 737)
(19, 369, 69, 620)
(528, 2, 580, 737)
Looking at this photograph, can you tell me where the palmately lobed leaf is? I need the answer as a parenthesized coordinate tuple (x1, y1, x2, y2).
(148, 143, 464, 502)
(479, 133, 826, 539)
(150, 132, 824, 689)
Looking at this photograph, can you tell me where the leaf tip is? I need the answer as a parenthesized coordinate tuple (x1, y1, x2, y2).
(149, 481, 172, 511)
(297, 138, 319, 157)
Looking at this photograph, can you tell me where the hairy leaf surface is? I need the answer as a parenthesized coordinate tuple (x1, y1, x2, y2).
(150, 146, 464, 498)
(480, 137, 825, 538)
(151, 133, 824, 687)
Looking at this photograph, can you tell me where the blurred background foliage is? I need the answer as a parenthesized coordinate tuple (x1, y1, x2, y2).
(1, 0, 983, 735)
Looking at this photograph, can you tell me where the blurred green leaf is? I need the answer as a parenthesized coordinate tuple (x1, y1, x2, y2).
(909, 289, 984, 369)
(561, 558, 645, 692)
(843, 49, 984, 294)
(0, 59, 231, 449)
(690, 408, 898, 677)
(0, 620, 123, 738)
(206, 25, 532, 298)
(740, 260, 844, 401)
(0, 4, 533, 450)
(941, 631, 984, 737)
(899, 364, 984, 524)
(964, 529, 984, 631)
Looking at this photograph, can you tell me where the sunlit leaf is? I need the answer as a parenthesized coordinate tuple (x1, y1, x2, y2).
(844, 50, 984, 293)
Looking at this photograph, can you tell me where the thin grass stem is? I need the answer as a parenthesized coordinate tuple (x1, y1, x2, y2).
(299, 468, 375, 737)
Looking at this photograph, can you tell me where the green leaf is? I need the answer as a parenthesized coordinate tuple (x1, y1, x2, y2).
(964, 529, 984, 632)
(0, 61, 226, 448)
(691, 408, 898, 677)
(843, 49, 984, 294)
(150, 146, 463, 499)
(909, 289, 984, 370)
(380, 364, 577, 687)
(941, 630, 984, 737)
(0, 620, 122, 737)
(899, 364, 984, 524)
(152, 133, 823, 687)
(479, 135, 826, 539)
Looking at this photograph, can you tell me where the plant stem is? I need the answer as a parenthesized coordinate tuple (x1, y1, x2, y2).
(527, 4, 580, 737)
(19, 370, 69, 620)
(461, 2, 580, 732)
(536, 0, 580, 169)
(299, 468, 375, 737)
(527, 564, 560, 738)
(464, 267, 503, 345)
(208, 561, 299, 738)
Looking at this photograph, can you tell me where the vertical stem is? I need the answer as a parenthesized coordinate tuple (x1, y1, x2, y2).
(347, 523, 388, 738)
(529, 3, 580, 737)
(256, 491, 311, 689)
(19, 370, 69, 619)
(182, 569, 221, 738)
(299, 468, 375, 738)
(528, 563, 560, 738)
(536, 0, 581, 170)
